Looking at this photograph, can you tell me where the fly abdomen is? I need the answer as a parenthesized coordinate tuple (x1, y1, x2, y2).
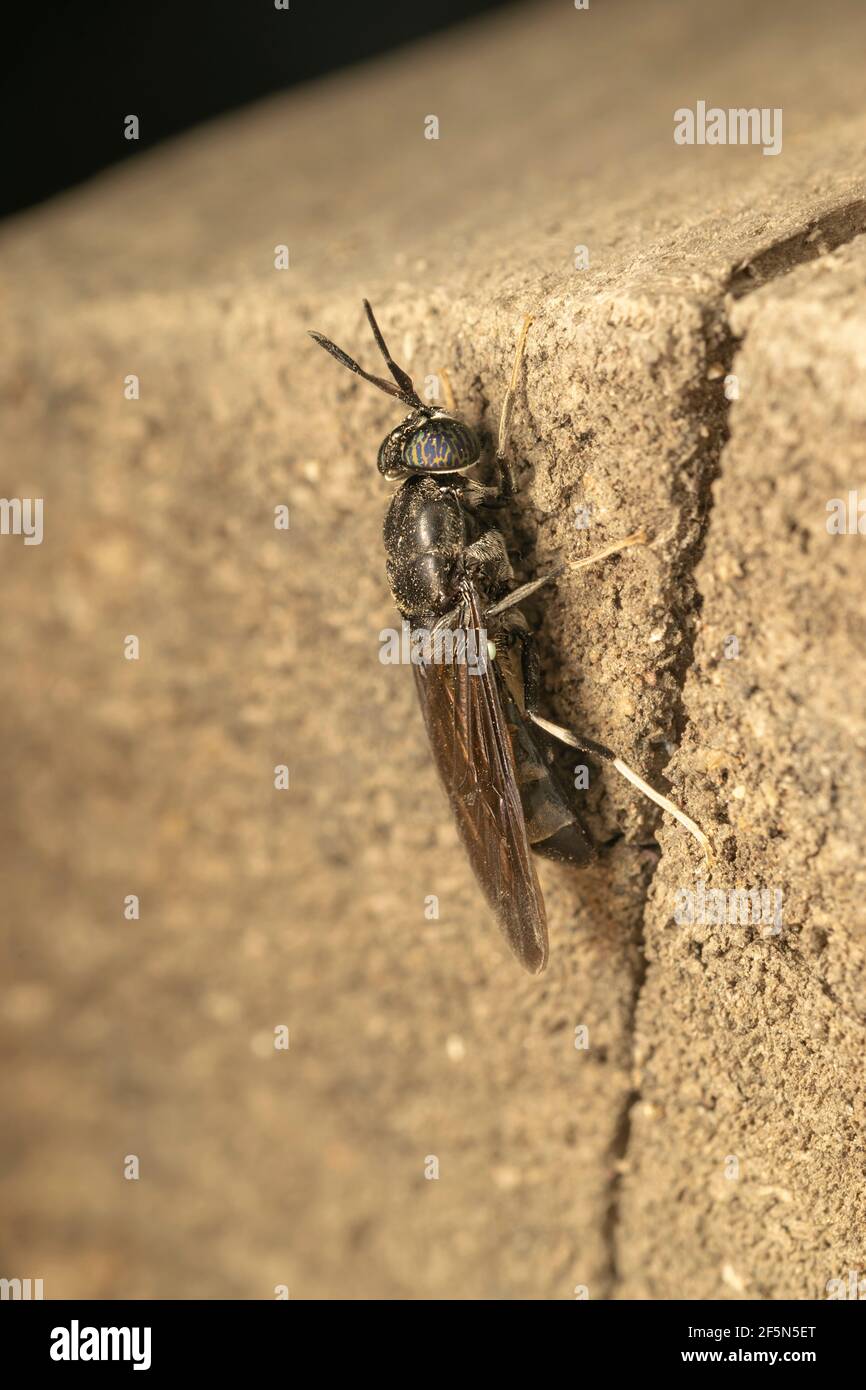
(504, 697, 595, 868)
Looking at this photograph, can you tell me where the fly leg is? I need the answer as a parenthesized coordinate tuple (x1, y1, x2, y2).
(439, 366, 457, 415)
(461, 528, 513, 591)
(493, 314, 534, 498)
(483, 536, 714, 861)
(488, 606, 540, 713)
(490, 609, 593, 867)
(528, 712, 713, 862)
(486, 529, 648, 619)
(427, 530, 512, 654)
(455, 313, 532, 507)
(459, 479, 510, 511)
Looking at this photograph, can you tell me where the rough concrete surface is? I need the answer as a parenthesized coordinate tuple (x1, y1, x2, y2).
(1, 0, 865, 1299)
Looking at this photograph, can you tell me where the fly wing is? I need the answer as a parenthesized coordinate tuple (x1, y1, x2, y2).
(412, 586, 548, 974)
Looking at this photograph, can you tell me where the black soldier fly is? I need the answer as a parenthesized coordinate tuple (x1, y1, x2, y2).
(309, 301, 712, 974)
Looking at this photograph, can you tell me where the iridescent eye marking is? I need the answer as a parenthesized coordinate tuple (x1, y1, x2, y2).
(403, 421, 476, 472)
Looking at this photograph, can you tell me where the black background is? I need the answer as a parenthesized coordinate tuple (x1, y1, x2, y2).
(1, 0, 513, 220)
(9, 1298, 852, 1372)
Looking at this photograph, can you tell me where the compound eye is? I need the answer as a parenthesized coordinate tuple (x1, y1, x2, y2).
(402, 419, 478, 474)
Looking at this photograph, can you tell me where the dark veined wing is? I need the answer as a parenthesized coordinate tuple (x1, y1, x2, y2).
(412, 582, 548, 974)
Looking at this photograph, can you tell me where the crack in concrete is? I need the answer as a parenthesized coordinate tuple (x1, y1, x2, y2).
(603, 197, 866, 1297)
(728, 199, 866, 298)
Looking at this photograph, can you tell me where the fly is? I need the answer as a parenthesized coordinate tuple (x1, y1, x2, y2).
(309, 301, 712, 973)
